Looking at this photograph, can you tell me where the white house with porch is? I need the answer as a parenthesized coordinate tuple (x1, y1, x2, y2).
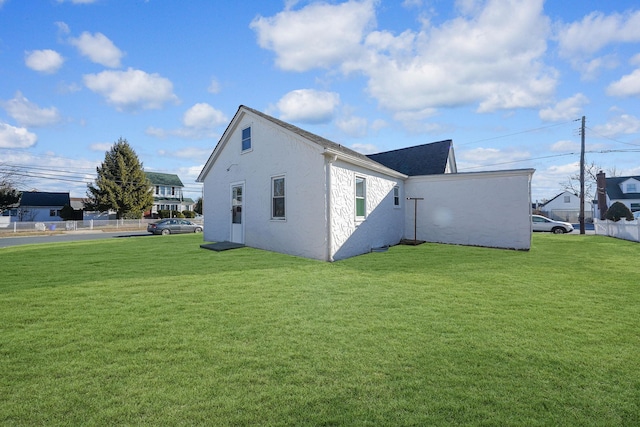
(197, 105, 534, 261)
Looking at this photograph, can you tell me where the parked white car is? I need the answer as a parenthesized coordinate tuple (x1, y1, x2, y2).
(531, 214, 574, 234)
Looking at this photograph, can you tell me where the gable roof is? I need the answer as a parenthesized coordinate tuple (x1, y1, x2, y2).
(605, 175, 640, 200)
(239, 105, 383, 165)
(539, 191, 576, 207)
(198, 105, 408, 182)
(145, 172, 184, 187)
(366, 140, 454, 176)
(20, 191, 70, 207)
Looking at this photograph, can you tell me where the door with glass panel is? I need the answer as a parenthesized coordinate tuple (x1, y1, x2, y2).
(231, 184, 244, 243)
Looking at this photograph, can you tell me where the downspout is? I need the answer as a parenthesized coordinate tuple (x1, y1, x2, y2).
(324, 152, 338, 262)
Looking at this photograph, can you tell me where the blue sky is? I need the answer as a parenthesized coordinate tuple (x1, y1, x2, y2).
(1, 0, 639, 203)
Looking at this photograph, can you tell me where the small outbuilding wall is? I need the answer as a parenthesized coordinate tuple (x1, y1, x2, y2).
(404, 169, 534, 250)
(329, 160, 405, 261)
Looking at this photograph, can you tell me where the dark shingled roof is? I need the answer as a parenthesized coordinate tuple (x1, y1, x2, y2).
(365, 140, 453, 176)
(605, 175, 640, 200)
(20, 191, 70, 207)
(145, 172, 184, 187)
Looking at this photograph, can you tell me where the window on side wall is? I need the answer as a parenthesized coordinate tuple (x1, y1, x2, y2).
(272, 176, 285, 219)
(242, 126, 252, 152)
(355, 177, 366, 219)
(393, 186, 400, 207)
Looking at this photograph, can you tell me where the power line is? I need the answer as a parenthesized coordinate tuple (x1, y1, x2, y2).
(457, 120, 577, 146)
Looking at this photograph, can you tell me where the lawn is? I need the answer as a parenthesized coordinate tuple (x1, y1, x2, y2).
(1, 234, 638, 426)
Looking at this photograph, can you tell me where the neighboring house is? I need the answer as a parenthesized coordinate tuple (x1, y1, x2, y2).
(594, 173, 640, 219)
(538, 191, 592, 223)
(145, 172, 195, 217)
(17, 191, 70, 222)
(197, 105, 534, 261)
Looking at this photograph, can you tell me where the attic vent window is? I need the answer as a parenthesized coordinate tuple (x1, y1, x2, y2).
(627, 183, 637, 193)
(242, 126, 252, 152)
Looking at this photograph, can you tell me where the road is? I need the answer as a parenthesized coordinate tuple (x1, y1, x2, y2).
(0, 231, 151, 248)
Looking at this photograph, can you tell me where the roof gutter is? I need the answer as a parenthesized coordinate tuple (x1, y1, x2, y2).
(323, 148, 408, 180)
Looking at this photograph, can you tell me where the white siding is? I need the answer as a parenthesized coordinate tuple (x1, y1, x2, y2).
(404, 170, 533, 250)
(329, 161, 404, 260)
(202, 111, 328, 260)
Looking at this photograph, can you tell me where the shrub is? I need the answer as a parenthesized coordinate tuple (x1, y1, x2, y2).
(158, 209, 170, 219)
(604, 201, 634, 222)
(182, 210, 195, 218)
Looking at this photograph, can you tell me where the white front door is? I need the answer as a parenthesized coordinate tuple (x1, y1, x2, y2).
(231, 184, 244, 243)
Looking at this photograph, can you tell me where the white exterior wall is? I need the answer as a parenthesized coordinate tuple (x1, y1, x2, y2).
(19, 207, 63, 222)
(329, 161, 405, 261)
(404, 169, 534, 250)
(202, 111, 328, 260)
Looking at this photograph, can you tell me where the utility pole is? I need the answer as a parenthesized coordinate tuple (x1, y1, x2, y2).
(579, 116, 586, 235)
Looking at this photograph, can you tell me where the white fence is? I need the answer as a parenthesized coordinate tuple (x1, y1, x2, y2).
(594, 219, 640, 243)
(0, 218, 203, 235)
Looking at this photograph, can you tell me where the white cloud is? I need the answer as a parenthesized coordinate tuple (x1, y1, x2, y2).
(55, 21, 71, 35)
(251, 0, 376, 72)
(556, 10, 640, 78)
(69, 31, 123, 68)
(182, 103, 227, 129)
(350, 142, 379, 154)
(593, 113, 640, 138)
(556, 10, 640, 58)
(276, 89, 340, 123)
(550, 140, 579, 152)
(1, 92, 62, 127)
(539, 93, 589, 122)
(89, 143, 113, 152)
(147, 103, 228, 140)
(83, 68, 179, 111)
(457, 147, 531, 170)
(254, 1, 556, 119)
(208, 78, 221, 94)
(336, 114, 368, 138)
(0, 122, 38, 148)
(24, 49, 64, 74)
(157, 147, 212, 160)
(606, 69, 640, 97)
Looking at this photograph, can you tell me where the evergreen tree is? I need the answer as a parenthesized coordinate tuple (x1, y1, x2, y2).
(194, 197, 203, 214)
(86, 138, 154, 219)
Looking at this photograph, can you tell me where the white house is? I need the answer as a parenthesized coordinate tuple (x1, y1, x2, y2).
(145, 172, 195, 217)
(197, 105, 534, 261)
(16, 191, 70, 222)
(538, 191, 592, 223)
(594, 174, 640, 218)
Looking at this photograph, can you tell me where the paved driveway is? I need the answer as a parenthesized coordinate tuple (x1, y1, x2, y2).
(0, 231, 150, 248)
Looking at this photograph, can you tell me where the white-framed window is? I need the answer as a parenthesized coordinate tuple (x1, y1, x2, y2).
(242, 126, 252, 152)
(627, 183, 637, 193)
(355, 176, 366, 219)
(564, 195, 571, 203)
(271, 176, 285, 220)
(393, 186, 400, 207)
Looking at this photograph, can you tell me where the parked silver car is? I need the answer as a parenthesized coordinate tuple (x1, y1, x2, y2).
(531, 214, 574, 234)
(147, 219, 203, 235)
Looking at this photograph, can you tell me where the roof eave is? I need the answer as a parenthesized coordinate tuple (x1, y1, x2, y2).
(324, 148, 408, 179)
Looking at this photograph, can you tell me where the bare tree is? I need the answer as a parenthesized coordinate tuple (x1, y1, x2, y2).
(0, 162, 23, 213)
(560, 162, 618, 201)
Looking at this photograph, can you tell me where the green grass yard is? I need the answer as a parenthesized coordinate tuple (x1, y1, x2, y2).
(1, 234, 638, 425)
